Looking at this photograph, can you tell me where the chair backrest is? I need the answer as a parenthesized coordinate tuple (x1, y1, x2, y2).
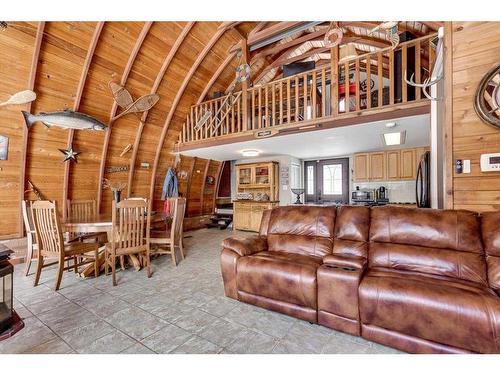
(67, 199, 97, 222)
(111, 198, 150, 251)
(21, 200, 36, 239)
(30, 200, 64, 256)
(170, 198, 186, 244)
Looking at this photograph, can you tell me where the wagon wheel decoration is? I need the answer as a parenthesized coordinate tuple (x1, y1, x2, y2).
(324, 22, 343, 47)
(236, 63, 251, 83)
(473, 63, 500, 129)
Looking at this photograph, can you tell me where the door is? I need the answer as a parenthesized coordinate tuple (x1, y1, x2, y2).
(400, 149, 416, 179)
(304, 158, 349, 204)
(386, 150, 400, 180)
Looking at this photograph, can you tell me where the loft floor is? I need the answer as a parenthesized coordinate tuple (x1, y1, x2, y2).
(1, 228, 400, 354)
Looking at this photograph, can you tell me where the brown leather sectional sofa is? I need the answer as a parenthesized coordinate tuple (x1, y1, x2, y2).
(220, 205, 500, 353)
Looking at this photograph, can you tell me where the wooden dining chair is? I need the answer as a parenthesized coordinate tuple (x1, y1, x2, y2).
(21, 200, 38, 276)
(150, 197, 186, 266)
(105, 198, 151, 286)
(66, 199, 105, 243)
(30, 200, 100, 290)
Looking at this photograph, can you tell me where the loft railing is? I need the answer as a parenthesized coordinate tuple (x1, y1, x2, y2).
(179, 33, 437, 145)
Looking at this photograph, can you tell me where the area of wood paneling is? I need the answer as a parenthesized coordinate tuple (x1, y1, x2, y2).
(450, 21, 500, 212)
(0, 21, 241, 238)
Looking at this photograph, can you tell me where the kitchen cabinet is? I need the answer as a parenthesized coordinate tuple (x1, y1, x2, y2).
(369, 152, 386, 181)
(386, 150, 400, 180)
(353, 147, 430, 182)
(353, 153, 369, 181)
(400, 149, 416, 180)
(234, 162, 279, 232)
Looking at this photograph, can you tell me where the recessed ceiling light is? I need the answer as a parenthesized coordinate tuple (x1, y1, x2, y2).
(241, 149, 260, 157)
(382, 131, 406, 146)
(385, 122, 397, 128)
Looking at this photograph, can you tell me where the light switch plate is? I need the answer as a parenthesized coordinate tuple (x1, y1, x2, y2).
(463, 160, 471, 173)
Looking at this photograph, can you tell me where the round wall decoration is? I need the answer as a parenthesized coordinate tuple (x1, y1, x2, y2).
(236, 64, 251, 83)
(178, 170, 188, 180)
(206, 175, 215, 185)
(324, 26, 343, 47)
(474, 63, 500, 129)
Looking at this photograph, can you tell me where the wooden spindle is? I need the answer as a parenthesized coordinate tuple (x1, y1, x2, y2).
(237, 95, 241, 132)
(321, 68, 326, 117)
(312, 71, 317, 119)
(279, 82, 283, 125)
(251, 88, 255, 130)
(378, 52, 383, 107)
(415, 40, 421, 100)
(295, 76, 299, 121)
(271, 83, 276, 127)
(331, 46, 339, 116)
(287, 79, 291, 124)
(258, 87, 262, 129)
(344, 62, 350, 113)
(304, 74, 308, 119)
(389, 49, 394, 105)
(355, 59, 360, 111)
(264, 85, 269, 127)
(402, 44, 408, 103)
(366, 55, 371, 109)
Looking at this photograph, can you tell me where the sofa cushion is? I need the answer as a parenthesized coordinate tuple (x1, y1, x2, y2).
(333, 205, 370, 258)
(369, 206, 487, 284)
(267, 206, 336, 257)
(482, 211, 500, 292)
(359, 268, 500, 353)
(236, 251, 322, 309)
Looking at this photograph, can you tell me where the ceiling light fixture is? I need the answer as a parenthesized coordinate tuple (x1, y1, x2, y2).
(382, 131, 406, 146)
(241, 149, 260, 157)
(385, 122, 397, 128)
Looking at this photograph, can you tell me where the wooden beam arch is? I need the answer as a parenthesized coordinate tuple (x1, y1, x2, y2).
(148, 25, 228, 206)
(96, 21, 153, 211)
(17, 21, 45, 236)
(62, 21, 104, 219)
(126, 22, 195, 198)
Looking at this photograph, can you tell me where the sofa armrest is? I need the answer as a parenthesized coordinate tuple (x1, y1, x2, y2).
(222, 235, 267, 257)
(322, 254, 367, 271)
(317, 255, 367, 336)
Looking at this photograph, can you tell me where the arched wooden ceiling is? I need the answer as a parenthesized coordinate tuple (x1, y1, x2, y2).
(0, 21, 440, 238)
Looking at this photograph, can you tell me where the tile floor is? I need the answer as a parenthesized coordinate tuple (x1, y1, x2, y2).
(0, 228, 401, 354)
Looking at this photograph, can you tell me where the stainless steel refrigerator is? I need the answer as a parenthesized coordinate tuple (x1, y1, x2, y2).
(416, 151, 431, 208)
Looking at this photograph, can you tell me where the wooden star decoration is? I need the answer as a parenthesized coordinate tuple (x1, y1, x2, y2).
(59, 145, 80, 163)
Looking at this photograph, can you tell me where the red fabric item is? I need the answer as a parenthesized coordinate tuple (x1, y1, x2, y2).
(163, 199, 170, 215)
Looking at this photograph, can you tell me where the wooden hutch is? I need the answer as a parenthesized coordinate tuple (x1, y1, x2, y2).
(233, 162, 279, 232)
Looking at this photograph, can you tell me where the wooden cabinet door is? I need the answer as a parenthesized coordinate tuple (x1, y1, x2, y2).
(250, 204, 268, 232)
(353, 153, 369, 181)
(386, 150, 400, 180)
(369, 152, 386, 181)
(233, 203, 251, 230)
(400, 149, 416, 179)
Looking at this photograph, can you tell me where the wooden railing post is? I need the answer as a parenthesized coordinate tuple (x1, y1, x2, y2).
(240, 39, 249, 131)
(331, 45, 339, 116)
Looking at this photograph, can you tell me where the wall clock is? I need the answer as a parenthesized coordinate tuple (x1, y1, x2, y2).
(474, 63, 500, 129)
(0, 135, 8, 160)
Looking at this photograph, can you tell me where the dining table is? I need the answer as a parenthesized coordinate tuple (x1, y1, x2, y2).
(63, 212, 169, 278)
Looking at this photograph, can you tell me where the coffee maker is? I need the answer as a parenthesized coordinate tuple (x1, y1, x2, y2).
(377, 186, 387, 201)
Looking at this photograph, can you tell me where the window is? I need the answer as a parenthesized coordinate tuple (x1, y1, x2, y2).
(323, 164, 343, 195)
(306, 165, 314, 195)
(290, 164, 301, 189)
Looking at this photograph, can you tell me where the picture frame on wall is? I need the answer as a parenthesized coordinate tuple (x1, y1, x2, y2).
(0, 135, 8, 161)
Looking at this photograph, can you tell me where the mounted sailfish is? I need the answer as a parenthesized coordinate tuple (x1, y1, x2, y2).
(21, 109, 107, 131)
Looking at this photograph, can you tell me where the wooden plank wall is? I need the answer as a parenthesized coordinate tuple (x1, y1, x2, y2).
(0, 21, 242, 239)
(449, 22, 500, 212)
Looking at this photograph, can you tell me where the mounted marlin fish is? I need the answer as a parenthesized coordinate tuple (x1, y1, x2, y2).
(21, 109, 107, 131)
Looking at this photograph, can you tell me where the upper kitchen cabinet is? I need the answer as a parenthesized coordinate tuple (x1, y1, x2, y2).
(353, 147, 429, 182)
(369, 152, 386, 181)
(400, 149, 416, 180)
(386, 150, 401, 180)
(353, 153, 370, 181)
